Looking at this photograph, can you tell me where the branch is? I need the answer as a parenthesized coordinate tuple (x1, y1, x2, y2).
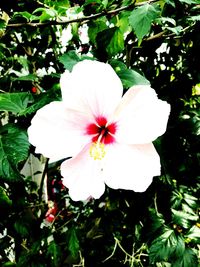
(144, 24, 195, 42)
(7, 0, 157, 28)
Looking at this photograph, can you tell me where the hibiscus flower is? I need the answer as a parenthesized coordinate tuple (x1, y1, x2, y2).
(28, 60, 170, 201)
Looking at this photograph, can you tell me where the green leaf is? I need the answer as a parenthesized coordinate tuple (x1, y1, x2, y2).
(20, 86, 61, 116)
(179, 0, 200, 4)
(102, 0, 108, 8)
(117, 69, 150, 87)
(47, 241, 62, 266)
(0, 186, 12, 209)
(109, 59, 127, 72)
(185, 225, 200, 243)
(0, 124, 30, 180)
(129, 3, 160, 42)
(172, 247, 198, 267)
(184, 193, 198, 208)
(14, 220, 29, 237)
(2, 261, 16, 266)
(188, 15, 200, 21)
(88, 19, 108, 44)
(33, 8, 57, 22)
(13, 11, 34, 22)
(0, 92, 33, 115)
(12, 74, 38, 81)
(17, 253, 43, 267)
(109, 59, 150, 87)
(0, 12, 9, 37)
(59, 50, 80, 71)
(165, 0, 176, 7)
(149, 228, 185, 263)
(116, 12, 131, 33)
(156, 17, 176, 26)
(85, 0, 102, 3)
(0, 19, 7, 34)
(171, 209, 198, 229)
(96, 27, 124, 56)
(106, 28, 124, 56)
(67, 227, 79, 258)
(182, 203, 195, 215)
(165, 26, 183, 35)
(83, 0, 104, 14)
(147, 208, 166, 236)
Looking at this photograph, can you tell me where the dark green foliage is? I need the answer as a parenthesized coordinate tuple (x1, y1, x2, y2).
(96, 27, 125, 56)
(47, 241, 62, 267)
(0, 0, 199, 266)
(67, 227, 80, 258)
(0, 124, 30, 180)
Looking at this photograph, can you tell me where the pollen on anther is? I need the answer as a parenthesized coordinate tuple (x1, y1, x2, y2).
(89, 142, 106, 160)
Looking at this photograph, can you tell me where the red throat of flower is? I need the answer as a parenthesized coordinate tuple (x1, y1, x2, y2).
(86, 116, 117, 145)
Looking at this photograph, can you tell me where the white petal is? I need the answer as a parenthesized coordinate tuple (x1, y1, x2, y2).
(61, 145, 105, 201)
(60, 60, 123, 118)
(103, 143, 160, 192)
(28, 101, 91, 162)
(114, 85, 170, 144)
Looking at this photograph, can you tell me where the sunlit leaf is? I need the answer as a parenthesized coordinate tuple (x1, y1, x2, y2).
(171, 209, 198, 229)
(13, 11, 35, 22)
(59, 50, 80, 71)
(129, 3, 160, 42)
(179, 0, 200, 4)
(156, 17, 176, 26)
(0, 92, 33, 115)
(117, 68, 150, 87)
(165, 26, 183, 35)
(188, 15, 200, 21)
(33, 8, 57, 22)
(185, 225, 200, 243)
(183, 193, 198, 208)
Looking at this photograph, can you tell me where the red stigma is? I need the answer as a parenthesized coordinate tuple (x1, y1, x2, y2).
(96, 116, 107, 127)
(86, 116, 117, 144)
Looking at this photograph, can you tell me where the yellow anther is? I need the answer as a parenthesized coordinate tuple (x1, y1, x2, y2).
(89, 142, 106, 160)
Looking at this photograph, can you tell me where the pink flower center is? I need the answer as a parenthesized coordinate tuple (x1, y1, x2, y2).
(86, 116, 117, 144)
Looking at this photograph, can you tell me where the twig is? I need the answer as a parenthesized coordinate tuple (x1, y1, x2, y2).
(102, 236, 148, 265)
(102, 237, 118, 262)
(38, 158, 49, 202)
(7, 0, 157, 28)
(36, 0, 50, 8)
(144, 24, 195, 42)
(145, 30, 166, 41)
(154, 192, 159, 214)
(73, 250, 85, 267)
